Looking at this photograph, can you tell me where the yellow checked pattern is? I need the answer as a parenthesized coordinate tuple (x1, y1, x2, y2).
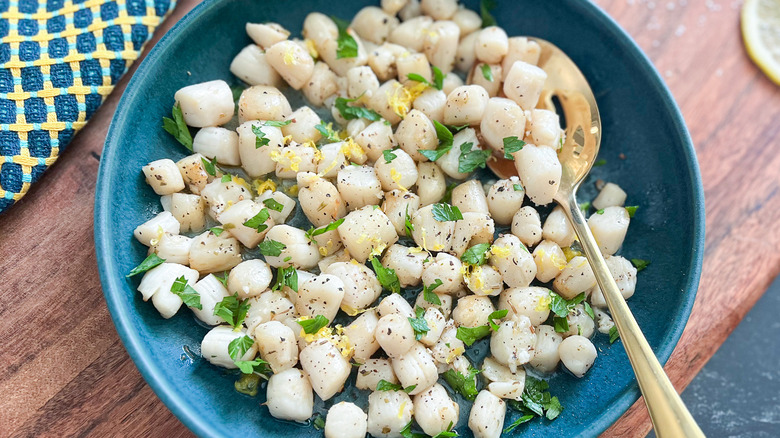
(0, 0, 175, 212)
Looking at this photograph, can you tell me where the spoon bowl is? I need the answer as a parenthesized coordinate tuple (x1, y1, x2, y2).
(489, 38, 704, 438)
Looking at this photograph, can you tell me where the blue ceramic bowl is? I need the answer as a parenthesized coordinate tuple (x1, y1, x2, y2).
(94, 0, 705, 436)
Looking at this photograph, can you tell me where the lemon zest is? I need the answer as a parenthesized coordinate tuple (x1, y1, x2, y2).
(304, 38, 319, 59)
(490, 245, 512, 258)
(536, 294, 552, 312)
(398, 402, 407, 419)
(149, 225, 165, 246)
(283, 50, 297, 66)
(446, 346, 465, 364)
(253, 179, 277, 194)
(390, 168, 408, 191)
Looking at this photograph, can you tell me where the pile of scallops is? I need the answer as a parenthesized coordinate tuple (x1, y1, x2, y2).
(131, 0, 638, 437)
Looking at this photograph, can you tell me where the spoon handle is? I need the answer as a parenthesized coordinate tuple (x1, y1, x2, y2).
(562, 194, 704, 438)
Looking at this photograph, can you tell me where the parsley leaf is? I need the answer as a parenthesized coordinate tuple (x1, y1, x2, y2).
(258, 239, 286, 257)
(609, 325, 620, 343)
(404, 206, 415, 237)
(234, 357, 271, 375)
(418, 143, 453, 162)
(376, 379, 417, 393)
(400, 421, 428, 438)
(433, 120, 454, 148)
(480, 0, 497, 28)
(503, 414, 534, 433)
(513, 183, 523, 191)
(201, 156, 218, 176)
(407, 73, 433, 88)
(456, 325, 491, 346)
(216, 272, 229, 287)
(332, 16, 358, 59)
(432, 203, 463, 222)
(579, 201, 591, 212)
(422, 279, 443, 305)
(213, 293, 250, 329)
(442, 364, 480, 401)
(461, 243, 491, 265)
(442, 182, 457, 204)
(432, 66, 445, 90)
(210, 227, 225, 236)
(298, 315, 329, 334)
(262, 198, 285, 212)
(480, 63, 494, 82)
(252, 125, 270, 148)
(625, 205, 638, 217)
(272, 265, 299, 292)
(315, 122, 341, 142)
(507, 375, 563, 422)
(458, 142, 491, 173)
(312, 414, 326, 430)
(594, 158, 607, 167)
(596, 208, 605, 215)
(487, 309, 508, 331)
(408, 307, 430, 341)
(334, 96, 382, 121)
(170, 276, 202, 310)
(370, 257, 401, 294)
(503, 136, 526, 159)
(631, 258, 650, 272)
(583, 302, 595, 319)
(553, 316, 570, 333)
(548, 291, 592, 333)
(162, 102, 193, 151)
(221, 174, 232, 183)
(305, 218, 345, 241)
(126, 253, 165, 277)
(243, 208, 271, 233)
(228, 335, 254, 361)
(263, 120, 293, 128)
(383, 149, 397, 164)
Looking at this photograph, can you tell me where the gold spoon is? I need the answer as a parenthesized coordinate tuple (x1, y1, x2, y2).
(488, 38, 704, 437)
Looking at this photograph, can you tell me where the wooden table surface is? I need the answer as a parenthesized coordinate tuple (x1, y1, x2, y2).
(2, 0, 779, 437)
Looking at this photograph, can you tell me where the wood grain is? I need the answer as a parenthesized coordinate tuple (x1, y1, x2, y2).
(1, 0, 779, 437)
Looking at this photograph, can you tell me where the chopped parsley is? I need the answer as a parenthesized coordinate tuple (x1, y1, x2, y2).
(162, 102, 193, 151)
(305, 217, 345, 241)
(404, 206, 415, 236)
(593, 158, 607, 167)
(503, 136, 526, 159)
(335, 96, 382, 121)
(213, 293, 250, 329)
(432, 203, 463, 222)
(480, 63, 493, 82)
(457, 142, 491, 173)
(262, 198, 285, 212)
(631, 258, 650, 272)
(549, 291, 592, 333)
(221, 174, 232, 183)
(625, 205, 638, 217)
(201, 156, 218, 176)
(243, 208, 271, 232)
(422, 279, 443, 305)
(370, 256, 401, 294)
(258, 239, 286, 257)
(579, 201, 591, 212)
(298, 315, 329, 334)
(408, 307, 430, 341)
(126, 253, 165, 277)
(273, 265, 299, 292)
(461, 243, 491, 265)
(383, 149, 397, 164)
(376, 379, 416, 393)
(216, 271, 230, 287)
(228, 335, 254, 361)
(506, 376, 563, 421)
(596, 208, 605, 215)
(252, 125, 270, 148)
(442, 364, 480, 401)
(480, 0, 496, 27)
(315, 122, 341, 142)
(418, 143, 453, 162)
(407, 66, 444, 91)
(263, 120, 293, 128)
(609, 325, 620, 343)
(332, 16, 358, 59)
(434, 120, 454, 148)
(442, 182, 457, 204)
(456, 309, 508, 346)
(170, 276, 202, 309)
(503, 414, 534, 433)
(312, 414, 326, 430)
(513, 183, 523, 191)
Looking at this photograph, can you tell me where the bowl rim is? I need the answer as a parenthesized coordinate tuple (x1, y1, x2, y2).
(94, 1, 705, 437)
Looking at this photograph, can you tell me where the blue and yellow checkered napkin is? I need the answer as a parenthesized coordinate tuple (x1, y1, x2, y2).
(0, 0, 175, 213)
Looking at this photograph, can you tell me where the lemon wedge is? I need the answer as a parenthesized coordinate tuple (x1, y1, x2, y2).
(742, 0, 780, 85)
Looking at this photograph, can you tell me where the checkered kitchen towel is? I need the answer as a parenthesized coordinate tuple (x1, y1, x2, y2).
(0, 0, 175, 213)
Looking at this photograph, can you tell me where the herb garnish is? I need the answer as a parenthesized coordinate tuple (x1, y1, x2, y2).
(126, 253, 165, 277)
(162, 102, 193, 150)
